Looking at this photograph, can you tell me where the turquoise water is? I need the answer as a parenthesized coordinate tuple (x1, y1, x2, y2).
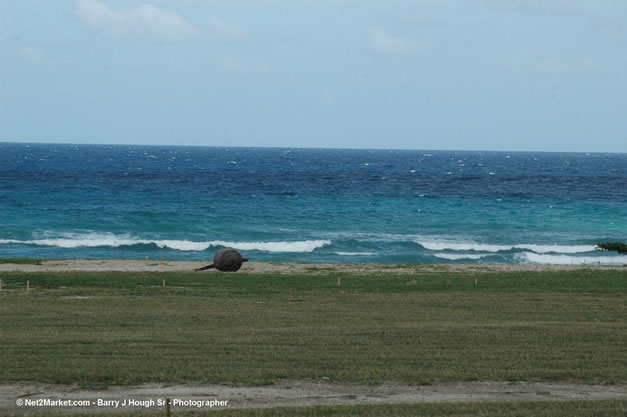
(1, 143, 626, 264)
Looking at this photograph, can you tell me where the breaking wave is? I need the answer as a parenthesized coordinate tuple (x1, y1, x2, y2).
(516, 252, 627, 266)
(433, 253, 491, 260)
(335, 252, 376, 256)
(416, 240, 596, 254)
(0, 234, 330, 253)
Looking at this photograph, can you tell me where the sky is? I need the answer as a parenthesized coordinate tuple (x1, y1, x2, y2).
(0, 0, 626, 152)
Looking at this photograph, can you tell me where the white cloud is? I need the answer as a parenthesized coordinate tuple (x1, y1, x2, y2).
(208, 17, 246, 41)
(369, 28, 411, 54)
(75, 0, 197, 41)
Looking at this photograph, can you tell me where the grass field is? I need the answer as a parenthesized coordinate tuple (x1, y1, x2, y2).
(1, 269, 625, 388)
(5, 400, 625, 417)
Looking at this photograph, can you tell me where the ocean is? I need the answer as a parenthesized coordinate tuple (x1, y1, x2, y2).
(1, 143, 626, 265)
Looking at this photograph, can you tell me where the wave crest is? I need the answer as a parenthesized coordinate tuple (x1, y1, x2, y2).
(417, 240, 596, 254)
(433, 253, 490, 260)
(0, 234, 330, 253)
(516, 252, 627, 266)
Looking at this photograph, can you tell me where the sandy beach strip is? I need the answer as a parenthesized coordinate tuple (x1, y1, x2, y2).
(0, 259, 624, 274)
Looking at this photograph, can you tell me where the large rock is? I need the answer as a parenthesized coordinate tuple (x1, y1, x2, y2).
(196, 249, 248, 272)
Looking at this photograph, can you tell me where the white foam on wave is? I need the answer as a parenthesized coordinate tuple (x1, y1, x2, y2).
(335, 252, 376, 256)
(417, 240, 596, 254)
(2, 235, 145, 249)
(517, 252, 627, 266)
(418, 241, 511, 252)
(518, 244, 597, 254)
(214, 240, 330, 253)
(0, 234, 330, 253)
(153, 240, 213, 251)
(433, 253, 490, 260)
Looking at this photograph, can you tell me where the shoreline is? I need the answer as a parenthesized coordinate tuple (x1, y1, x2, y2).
(0, 259, 624, 273)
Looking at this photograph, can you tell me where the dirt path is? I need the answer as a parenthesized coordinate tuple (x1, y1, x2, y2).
(0, 259, 623, 274)
(1, 381, 625, 414)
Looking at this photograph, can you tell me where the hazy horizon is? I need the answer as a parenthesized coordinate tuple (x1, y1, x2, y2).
(4, 140, 627, 155)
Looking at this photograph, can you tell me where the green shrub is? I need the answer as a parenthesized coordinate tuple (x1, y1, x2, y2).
(596, 242, 627, 254)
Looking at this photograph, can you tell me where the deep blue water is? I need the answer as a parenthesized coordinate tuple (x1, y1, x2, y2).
(1, 143, 626, 265)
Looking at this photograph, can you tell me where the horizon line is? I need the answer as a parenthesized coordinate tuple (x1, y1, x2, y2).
(1, 140, 625, 155)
